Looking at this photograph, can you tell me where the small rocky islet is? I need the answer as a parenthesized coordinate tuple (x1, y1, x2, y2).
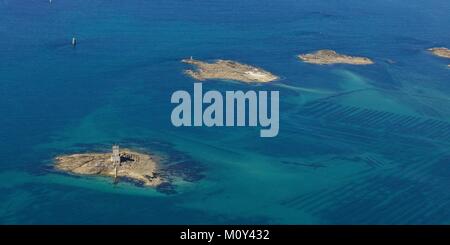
(55, 147, 162, 187)
(428, 47, 450, 67)
(429, 47, 450, 59)
(182, 58, 279, 83)
(54, 145, 205, 194)
(298, 50, 374, 65)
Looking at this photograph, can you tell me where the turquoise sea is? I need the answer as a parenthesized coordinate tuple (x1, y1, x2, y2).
(1, 0, 450, 224)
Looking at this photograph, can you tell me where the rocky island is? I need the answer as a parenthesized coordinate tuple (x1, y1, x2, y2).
(429, 47, 450, 59)
(429, 47, 450, 67)
(182, 58, 279, 83)
(298, 50, 374, 65)
(55, 145, 163, 187)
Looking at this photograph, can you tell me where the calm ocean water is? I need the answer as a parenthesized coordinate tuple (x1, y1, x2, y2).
(1, 0, 450, 224)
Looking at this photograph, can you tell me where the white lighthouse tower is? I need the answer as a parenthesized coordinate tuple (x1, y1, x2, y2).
(111, 145, 120, 182)
(111, 145, 120, 166)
